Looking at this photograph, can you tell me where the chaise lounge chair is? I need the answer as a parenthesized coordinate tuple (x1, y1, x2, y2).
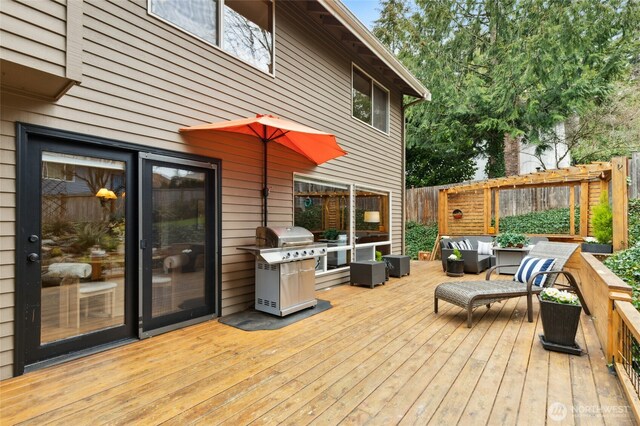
(434, 242, 589, 327)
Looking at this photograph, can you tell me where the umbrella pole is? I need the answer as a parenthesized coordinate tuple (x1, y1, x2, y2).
(263, 139, 268, 227)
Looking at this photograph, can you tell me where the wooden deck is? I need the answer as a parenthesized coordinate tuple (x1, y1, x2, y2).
(0, 261, 635, 425)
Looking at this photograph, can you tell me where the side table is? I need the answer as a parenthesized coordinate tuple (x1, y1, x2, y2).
(350, 261, 386, 288)
(382, 255, 410, 277)
(492, 246, 532, 274)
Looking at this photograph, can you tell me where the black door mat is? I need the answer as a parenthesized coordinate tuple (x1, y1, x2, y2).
(218, 299, 332, 331)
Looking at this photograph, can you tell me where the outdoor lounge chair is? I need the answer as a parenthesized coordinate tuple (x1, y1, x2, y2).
(434, 242, 589, 327)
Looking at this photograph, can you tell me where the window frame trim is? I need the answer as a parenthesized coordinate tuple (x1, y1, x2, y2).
(350, 63, 391, 136)
(147, 0, 276, 77)
(292, 173, 393, 274)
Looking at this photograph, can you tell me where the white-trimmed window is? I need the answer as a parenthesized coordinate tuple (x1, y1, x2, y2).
(352, 65, 389, 133)
(43, 162, 75, 182)
(293, 175, 391, 274)
(149, 0, 274, 74)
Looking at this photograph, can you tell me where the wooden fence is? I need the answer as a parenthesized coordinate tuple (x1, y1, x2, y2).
(407, 152, 639, 224)
(407, 185, 578, 224)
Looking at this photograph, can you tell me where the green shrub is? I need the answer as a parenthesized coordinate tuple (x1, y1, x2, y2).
(405, 221, 438, 260)
(498, 207, 580, 234)
(604, 244, 640, 309)
(629, 198, 640, 247)
(591, 190, 613, 244)
(495, 232, 529, 247)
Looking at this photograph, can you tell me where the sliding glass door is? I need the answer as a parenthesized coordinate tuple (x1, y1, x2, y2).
(139, 153, 219, 335)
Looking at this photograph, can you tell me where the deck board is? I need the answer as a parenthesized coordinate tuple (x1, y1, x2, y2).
(0, 261, 635, 425)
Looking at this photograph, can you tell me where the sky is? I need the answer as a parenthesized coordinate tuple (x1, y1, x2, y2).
(341, 0, 381, 29)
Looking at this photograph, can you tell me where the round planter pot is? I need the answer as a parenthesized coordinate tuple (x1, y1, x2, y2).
(539, 297, 582, 347)
(446, 259, 464, 277)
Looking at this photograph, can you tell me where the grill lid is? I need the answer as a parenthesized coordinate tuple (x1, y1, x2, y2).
(256, 226, 314, 248)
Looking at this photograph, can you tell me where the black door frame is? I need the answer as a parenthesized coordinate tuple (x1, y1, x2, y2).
(15, 123, 222, 375)
(138, 152, 220, 337)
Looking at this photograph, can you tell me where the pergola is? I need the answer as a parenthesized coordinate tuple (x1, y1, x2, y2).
(438, 157, 629, 251)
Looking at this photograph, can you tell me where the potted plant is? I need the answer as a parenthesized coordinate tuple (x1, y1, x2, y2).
(582, 191, 613, 254)
(375, 250, 394, 281)
(446, 248, 464, 277)
(538, 287, 583, 355)
(323, 228, 340, 241)
(495, 232, 530, 248)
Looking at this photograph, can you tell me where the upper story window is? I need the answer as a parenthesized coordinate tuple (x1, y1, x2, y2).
(149, 0, 274, 74)
(352, 65, 389, 133)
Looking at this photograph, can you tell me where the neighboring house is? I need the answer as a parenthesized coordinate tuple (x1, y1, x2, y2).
(473, 123, 572, 180)
(0, 0, 429, 378)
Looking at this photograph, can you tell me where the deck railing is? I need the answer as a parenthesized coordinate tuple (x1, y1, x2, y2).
(572, 252, 640, 421)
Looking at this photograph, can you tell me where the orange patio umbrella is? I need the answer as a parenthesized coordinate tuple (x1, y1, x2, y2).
(180, 114, 347, 226)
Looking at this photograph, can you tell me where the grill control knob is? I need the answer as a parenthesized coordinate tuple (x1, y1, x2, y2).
(282, 255, 287, 260)
(309, 250, 314, 255)
(302, 251, 307, 255)
(294, 252, 299, 257)
(286, 253, 291, 258)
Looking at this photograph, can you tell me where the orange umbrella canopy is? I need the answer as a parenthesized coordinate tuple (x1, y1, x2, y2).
(180, 114, 346, 226)
(179, 114, 347, 165)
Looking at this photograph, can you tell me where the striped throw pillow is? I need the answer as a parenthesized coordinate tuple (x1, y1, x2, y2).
(449, 241, 460, 250)
(464, 239, 474, 250)
(514, 256, 556, 287)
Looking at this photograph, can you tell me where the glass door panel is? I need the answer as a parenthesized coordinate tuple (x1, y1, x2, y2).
(40, 152, 126, 344)
(140, 154, 217, 334)
(151, 166, 206, 317)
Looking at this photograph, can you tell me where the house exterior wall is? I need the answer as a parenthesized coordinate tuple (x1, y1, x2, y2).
(0, 0, 407, 379)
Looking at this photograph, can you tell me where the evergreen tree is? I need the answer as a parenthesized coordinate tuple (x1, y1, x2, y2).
(373, 0, 640, 185)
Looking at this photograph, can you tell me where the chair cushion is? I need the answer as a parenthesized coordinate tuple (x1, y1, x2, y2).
(477, 240, 493, 255)
(514, 256, 556, 286)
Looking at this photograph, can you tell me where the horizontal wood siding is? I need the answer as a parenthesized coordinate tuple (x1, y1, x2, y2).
(0, 0, 67, 76)
(0, 0, 408, 378)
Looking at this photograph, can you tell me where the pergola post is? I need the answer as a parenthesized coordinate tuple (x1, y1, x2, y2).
(612, 156, 628, 251)
(494, 190, 500, 235)
(580, 181, 589, 237)
(569, 186, 575, 235)
(438, 189, 448, 235)
(483, 188, 491, 234)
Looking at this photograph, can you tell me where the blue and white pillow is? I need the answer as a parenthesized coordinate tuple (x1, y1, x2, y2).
(514, 256, 556, 286)
(464, 239, 474, 250)
(449, 241, 460, 250)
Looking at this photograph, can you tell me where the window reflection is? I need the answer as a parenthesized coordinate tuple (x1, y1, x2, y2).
(40, 153, 126, 344)
(151, 167, 207, 317)
(223, 0, 273, 73)
(352, 68, 372, 124)
(151, 0, 218, 45)
(355, 189, 389, 244)
(294, 179, 351, 271)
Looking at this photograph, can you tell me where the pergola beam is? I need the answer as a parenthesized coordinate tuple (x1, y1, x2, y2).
(443, 162, 612, 194)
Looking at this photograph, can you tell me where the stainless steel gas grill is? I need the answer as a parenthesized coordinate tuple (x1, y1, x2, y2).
(238, 226, 327, 316)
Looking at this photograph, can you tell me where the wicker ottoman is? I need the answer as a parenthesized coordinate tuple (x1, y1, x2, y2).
(434, 280, 542, 328)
